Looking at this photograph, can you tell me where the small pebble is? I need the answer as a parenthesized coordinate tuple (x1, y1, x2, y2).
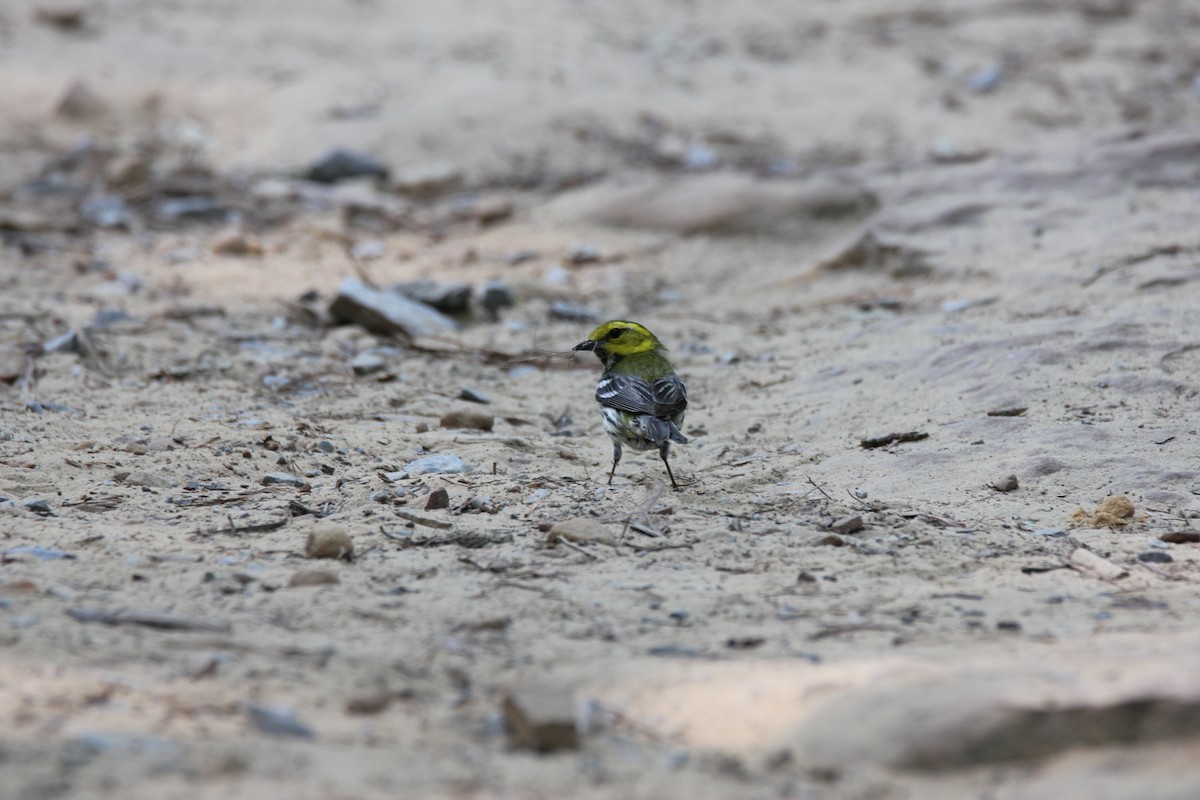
(502, 687, 579, 752)
(472, 197, 512, 225)
(439, 409, 494, 431)
(394, 281, 472, 315)
(351, 353, 386, 376)
(548, 302, 603, 323)
(458, 387, 491, 404)
(967, 63, 1004, 93)
(425, 487, 450, 511)
(305, 148, 388, 184)
(527, 488, 552, 504)
(262, 472, 310, 489)
(829, 515, 864, 534)
(4, 545, 74, 561)
(305, 523, 354, 560)
(212, 231, 263, 257)
(246, 705, 316, 739)
(549, 517, 617, 547)
(479, 281, 515, 316)
(20, 500, 55, 517)
(992, 474, 1019, 492)
(1137, 551, 1173, 564)
(565, 242, 601, 264)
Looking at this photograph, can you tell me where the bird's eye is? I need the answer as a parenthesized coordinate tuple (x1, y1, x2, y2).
(604, 328, 624, 341)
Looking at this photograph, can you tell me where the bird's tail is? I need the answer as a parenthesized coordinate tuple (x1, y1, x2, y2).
(641, 416, 688, 445)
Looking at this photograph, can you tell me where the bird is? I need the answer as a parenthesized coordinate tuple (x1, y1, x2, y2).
(573, 320, 689, 489)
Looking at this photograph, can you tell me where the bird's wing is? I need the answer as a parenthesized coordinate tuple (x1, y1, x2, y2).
(652, 375, 688, 417)
(595, 373, 658, 416)
(596, 373, 688, 419)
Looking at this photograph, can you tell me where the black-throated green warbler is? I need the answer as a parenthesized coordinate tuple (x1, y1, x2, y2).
(573, 320, 688, 489)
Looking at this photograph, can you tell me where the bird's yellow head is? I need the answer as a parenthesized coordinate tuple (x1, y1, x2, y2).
(573, 320, 664, 363)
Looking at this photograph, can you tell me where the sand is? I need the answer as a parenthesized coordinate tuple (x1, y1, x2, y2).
(2, 1, 1200, 798)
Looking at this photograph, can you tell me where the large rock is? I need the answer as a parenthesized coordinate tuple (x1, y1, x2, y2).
(329, 279, 458, 339)
(545, 171, 877, 237)
(594, 633, 1200, 774)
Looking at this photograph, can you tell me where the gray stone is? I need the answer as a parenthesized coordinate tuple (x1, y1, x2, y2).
(458, 387, 491, 404)
(4, 545, 74, 561)
(156, 196, 224, 222)
(549, 302, 603, 323)
(551, 172, 878, 237)
(966, 63, 1004, 94)
(992, 474, 1019, 492)
(829, 515, 864, 534)
(79, 195, 131, 229)
(350, 352, 386, 376)
(330, 278, 458, 339)
(305, 148, 388, 184)
(262, 472, 310, 489)
(502, 686, 580, 752)
(479, 280, 516, 315)
(246, 704, 316, 739)
(120, 470, 180, 489)
(393, 280, 472, 315)
(404, 455, 468, 475)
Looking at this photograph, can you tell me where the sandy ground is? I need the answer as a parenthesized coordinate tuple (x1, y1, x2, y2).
(3, 1, 1200, 798)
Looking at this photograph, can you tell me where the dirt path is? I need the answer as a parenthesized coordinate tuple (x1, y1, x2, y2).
(2, 2, 1200, 798)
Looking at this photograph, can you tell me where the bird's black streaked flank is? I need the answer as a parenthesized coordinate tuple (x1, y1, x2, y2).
(573, 320, 688, 489)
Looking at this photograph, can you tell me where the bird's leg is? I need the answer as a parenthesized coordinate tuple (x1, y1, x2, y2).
(608, 442, 622, 485)
(659, 444, 679, 490)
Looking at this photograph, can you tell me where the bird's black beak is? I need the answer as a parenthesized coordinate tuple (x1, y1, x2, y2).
(573, 340, 597, 352)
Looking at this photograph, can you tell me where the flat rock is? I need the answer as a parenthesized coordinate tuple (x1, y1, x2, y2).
(246, 705, 316, 739)
(458, 387, 491, 404)
(305, 148, 389, 184)
(439, 409, 494, 431)
(992, 474, 1020, 492)
(549, 517, 618, 547)
(404, 454, 468, 475)
(393, 280, 472, 315)
(502, 686, 580, 752)
(596, 634, 1200, 772)
(548, 172, 877, 237)
(350, 352, 386, 376)
(829, 515, 864, 534)
(1068, 548, 1128, 580)
(394, 162, 462, 195)
(262, 472, 310, 489)
(330, 278, 458, 339)
(118, 470, 179, 489)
